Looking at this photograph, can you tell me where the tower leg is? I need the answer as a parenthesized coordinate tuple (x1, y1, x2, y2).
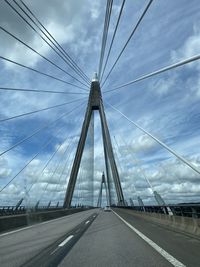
(97, 180, 103, 207)
(63, 108, 92, 208)
(99, 101, 125, 206)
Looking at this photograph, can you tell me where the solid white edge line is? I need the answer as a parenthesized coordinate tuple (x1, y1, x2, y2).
(0, 216, 69, 237)
(112, 210, 186, 267)
(58, 235, 74, 247)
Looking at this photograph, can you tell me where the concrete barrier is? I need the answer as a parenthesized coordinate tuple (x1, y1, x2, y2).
(0, 213, 27, 232)
(115, 208, 200, 238)
(0, 208, 88, 233)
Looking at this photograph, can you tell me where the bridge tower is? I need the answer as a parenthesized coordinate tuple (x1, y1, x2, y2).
(97, 172, 109, 207)
(63, 73, 125, 208)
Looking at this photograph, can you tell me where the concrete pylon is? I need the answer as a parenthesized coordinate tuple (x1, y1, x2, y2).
(97, 172, 109, 207)
(154, 191, 165, 206)
(63, 74, 125, 208)
(138, 196, 145, 211)
(47, 201, 51, 209)
(15, 198, 24, 210)
(137, 196, 144, 207)
(129, 198, 134, 207)
(35, 200, 40, 210)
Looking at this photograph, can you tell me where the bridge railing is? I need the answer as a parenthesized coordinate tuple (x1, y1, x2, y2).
(0, 205, 91, 216)
(0, 206, 65, 216)
(0, 206, 26, 216)
(115, 204, 200, 218)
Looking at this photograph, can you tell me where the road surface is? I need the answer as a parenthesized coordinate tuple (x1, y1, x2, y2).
(0, 208, 200, 266)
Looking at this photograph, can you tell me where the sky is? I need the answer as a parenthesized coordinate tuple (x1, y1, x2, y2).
(0, 0, 200, 207)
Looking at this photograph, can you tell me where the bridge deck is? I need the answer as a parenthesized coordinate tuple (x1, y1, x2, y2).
(0, 209, 200, 267)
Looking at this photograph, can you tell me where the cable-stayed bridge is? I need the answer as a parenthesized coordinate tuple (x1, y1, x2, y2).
(0, 0, 200, 266)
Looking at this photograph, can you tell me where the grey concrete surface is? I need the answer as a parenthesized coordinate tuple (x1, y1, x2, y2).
(0, 209, 98, 267)
(59, 210, 173, 267)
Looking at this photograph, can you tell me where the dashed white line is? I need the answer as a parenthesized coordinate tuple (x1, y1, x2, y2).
(85, 220, 90, 224)
(112, 210, 186, 267)
(58, 235, 74, 247)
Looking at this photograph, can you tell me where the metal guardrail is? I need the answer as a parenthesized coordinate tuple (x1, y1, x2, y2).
(0, 206, 26, 216)
(117, 204, 200, 218)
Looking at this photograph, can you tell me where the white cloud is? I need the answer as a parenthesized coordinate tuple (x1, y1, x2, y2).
(170, 23, 200, 98)
(171, 24, 200, 61)
(117, 134, 157, 154)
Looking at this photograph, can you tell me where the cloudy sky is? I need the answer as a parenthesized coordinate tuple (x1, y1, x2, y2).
(0, 0, 200, 207)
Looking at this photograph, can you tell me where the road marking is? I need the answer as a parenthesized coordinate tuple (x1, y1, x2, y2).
(85, 220, 90, 224)
(58, 235, 74, 247)
(112, 210, 186, 267)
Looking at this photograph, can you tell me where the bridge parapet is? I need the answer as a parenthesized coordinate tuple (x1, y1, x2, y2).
(114, 206, 200, 238)
(0, 207, 91, 233)
(115, 204, 200, 218)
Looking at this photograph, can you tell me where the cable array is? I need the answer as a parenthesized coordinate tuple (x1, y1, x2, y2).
(100, 0, 126, 82)
(98, 0, 113, 79)
(0, 56, 88, 92)
(19, 0, 90, 83)
(4, 0, 90, 85)
(0, 102, 86, 193)
(0, 26, 88, 88)
(0, 101, 86, 157)
(0, 87, 88, 95)
(0, 97, 86, 123)
(101, 0, 154, 88)
(104, 54, 200, 93)
(105, 101, 200, 176)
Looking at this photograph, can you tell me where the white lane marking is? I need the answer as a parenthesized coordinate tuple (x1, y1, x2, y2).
(112, 210, 186, 267)
(85, 220, 90, 224)
(0, 210, 95, 237)
(58, 235, 74, 247)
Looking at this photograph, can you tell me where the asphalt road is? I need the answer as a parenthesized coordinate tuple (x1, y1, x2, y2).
(59, 209, 200, 267)
(1, 208, 200, 267)
(0, 209, 98, 267)
(59, 210, 175, 267)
